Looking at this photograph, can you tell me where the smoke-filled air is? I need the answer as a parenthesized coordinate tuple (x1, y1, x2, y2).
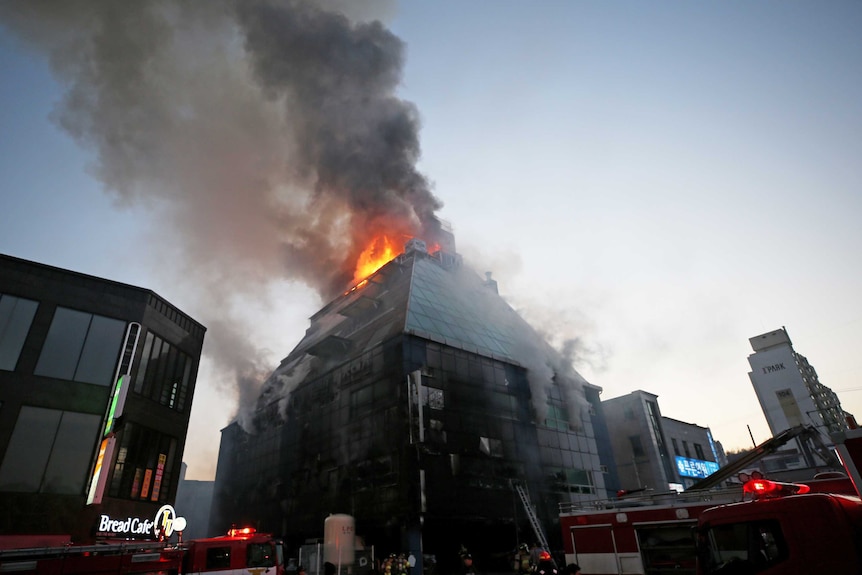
(0, 0, 444, 426)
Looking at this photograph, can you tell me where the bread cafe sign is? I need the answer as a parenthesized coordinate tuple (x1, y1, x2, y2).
(97, 504, 187, 539)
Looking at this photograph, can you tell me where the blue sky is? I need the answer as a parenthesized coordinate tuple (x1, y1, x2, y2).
(2, 1, 861, 480)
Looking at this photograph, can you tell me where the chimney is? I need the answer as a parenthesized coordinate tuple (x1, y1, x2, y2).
(483, 272, 498, 294)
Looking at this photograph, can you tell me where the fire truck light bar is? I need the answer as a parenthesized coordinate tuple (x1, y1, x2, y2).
(743, 478, 810, 498)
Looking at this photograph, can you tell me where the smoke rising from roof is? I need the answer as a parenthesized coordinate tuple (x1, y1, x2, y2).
(0, 0, 440, 425)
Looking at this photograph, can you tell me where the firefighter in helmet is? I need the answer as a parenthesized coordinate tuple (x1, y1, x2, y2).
(459, 547, 476, 575)
(515, 544, 531, 574)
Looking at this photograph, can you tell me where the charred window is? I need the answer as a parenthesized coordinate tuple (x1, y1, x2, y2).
(479, 436, 503, 457)
(700, 520, 788, 574)
(350, 385, 373, 418)
(426, 387, 444, 409)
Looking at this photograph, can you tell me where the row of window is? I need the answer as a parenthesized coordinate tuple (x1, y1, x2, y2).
(134, 331, 192, 411)
(672, 437, 706, 460)
(1, 293, 192, 412)
(108, 421, 178, 503)
(0, 404, 180, 503)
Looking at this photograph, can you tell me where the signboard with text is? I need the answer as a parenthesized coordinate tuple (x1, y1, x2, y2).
(94, 504, 186, 540)
(675, 455, 720, 479)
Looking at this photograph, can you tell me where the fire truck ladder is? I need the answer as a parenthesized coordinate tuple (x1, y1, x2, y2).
(512, 481, 551, 556)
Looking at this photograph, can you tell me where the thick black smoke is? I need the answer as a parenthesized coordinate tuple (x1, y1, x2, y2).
(0, 0, 440, 438)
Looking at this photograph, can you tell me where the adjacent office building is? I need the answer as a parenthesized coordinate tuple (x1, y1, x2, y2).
(601, 391, 723, 492)
(0, 254, 205, 544)
(211, 238, 613, 572)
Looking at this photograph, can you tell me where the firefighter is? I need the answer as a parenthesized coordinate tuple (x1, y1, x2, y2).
(459, 547, 476, 575)
(515, 544, 531, 574)
(528, 543, 542, 569)
(396, 554, 408, 575)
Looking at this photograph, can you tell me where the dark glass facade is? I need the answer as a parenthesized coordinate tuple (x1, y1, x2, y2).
(212, 244, 613, 572)
(0, 254, 205, 543)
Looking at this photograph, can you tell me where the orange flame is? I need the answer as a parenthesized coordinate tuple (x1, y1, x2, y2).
(352, 234, 397, 284)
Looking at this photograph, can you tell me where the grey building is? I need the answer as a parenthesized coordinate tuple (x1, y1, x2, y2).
(602, 391, 675, 492)
(211, 238, 608, 573)
(748, 327, 848, 438)
(747, 327, 849, 473)
(174, 463, 215, 540)
(601, 391, 723, 492)
(0, 254, 205, 544)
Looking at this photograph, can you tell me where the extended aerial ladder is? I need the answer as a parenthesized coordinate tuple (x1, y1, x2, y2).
(512, 481, 552, 559)
(687, 423, 842, 491)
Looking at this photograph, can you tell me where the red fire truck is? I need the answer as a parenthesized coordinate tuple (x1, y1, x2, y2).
(0, 527, 284, 575)
(695, 477, 862, 574)
(559, 426, 862, 575)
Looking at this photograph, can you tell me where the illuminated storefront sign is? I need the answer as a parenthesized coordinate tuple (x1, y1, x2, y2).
(98, 514, 156, 536)
(675, 455, 720, 479)
(96, 505, 186, 539)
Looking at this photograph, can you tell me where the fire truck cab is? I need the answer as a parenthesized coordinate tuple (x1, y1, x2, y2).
(559, 425, 862, 575)
(695, 482, 862, 574)
(694, 429, 862, 575)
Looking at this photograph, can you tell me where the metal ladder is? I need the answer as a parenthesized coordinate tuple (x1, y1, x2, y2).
(513, 482, 551, 554)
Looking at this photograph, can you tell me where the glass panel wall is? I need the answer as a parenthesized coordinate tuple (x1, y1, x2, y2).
(133, 330, 192, 412)
(108, 421, 178, 503)
(0, 294, 38, 371)
(34, 307, 125, 385)
(0, 406, 100, 494)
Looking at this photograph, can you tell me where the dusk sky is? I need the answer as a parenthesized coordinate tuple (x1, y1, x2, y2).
(2, 1, 860, 481)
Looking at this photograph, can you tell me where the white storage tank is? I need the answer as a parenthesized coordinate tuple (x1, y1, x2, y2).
(323, 513, 355, 567)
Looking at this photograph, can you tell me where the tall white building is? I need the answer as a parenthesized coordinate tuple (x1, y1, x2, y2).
(748, 327, 848, 440)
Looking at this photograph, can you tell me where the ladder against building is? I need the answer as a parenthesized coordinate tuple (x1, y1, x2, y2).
(512, 482, 551, 557)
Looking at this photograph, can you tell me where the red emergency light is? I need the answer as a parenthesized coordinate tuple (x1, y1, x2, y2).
(743, 478, 810, 499)
(227, 527, 256, 537)
(539, 551, 552, 561)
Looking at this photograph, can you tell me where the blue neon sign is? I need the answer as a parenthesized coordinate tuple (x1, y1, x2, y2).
(675, 456, 719, 479)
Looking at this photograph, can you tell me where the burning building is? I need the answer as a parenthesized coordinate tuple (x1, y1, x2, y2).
(211, 229, 616, 571)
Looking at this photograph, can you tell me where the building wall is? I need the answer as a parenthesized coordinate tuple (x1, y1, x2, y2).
(748, 327, 848, 438)
(602, 391, 682, 493)
(174, 473, 214, 540)
(583, 383, 620, 498)
(213, 334, 606, 572)
(0, 254, 205, 543)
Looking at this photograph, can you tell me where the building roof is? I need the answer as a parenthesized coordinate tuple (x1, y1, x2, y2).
(256, 243, 594, 411)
